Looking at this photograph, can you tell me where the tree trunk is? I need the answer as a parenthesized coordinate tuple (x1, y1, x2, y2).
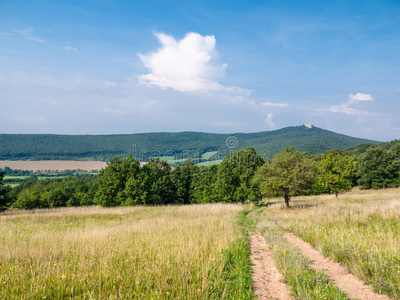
(284, 194, 291, 208)
(335, 190, 338, 198)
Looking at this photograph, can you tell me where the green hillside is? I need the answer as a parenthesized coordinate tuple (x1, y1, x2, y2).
(0, 125, 379, 163)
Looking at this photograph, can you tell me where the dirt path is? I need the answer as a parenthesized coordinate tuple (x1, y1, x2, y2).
(250, 233, 292, 300)
(284, 232, 393, 300)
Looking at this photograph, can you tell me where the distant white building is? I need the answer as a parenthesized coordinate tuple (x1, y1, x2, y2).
(304, 123, 314, 129)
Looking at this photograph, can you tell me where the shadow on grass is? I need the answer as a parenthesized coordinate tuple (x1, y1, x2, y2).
(253, 200, 276, 208)
(290, 199, 325, 209)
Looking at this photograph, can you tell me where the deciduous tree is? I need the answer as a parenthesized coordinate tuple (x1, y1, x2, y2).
(0, 171, 11, 211)
(253, 147, 314, 207)
(215, 147, 263, 203)
(95, 156, 140, 206)
(316, 153, 357, 197)
(358, 145, 400, 189)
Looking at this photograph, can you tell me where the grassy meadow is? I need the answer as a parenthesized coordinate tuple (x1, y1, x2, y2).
(259, 188, 400, 299)
(156, 152, 222, 166)
(2, 187, 400, 300)
(0, 204, 254, 299)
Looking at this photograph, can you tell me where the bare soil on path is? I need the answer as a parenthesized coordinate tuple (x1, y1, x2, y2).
(284, 232, 393, 300)
(250, 233, 292, 300)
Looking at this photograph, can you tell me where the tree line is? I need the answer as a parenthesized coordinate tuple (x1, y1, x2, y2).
(1, 142, 400, 211)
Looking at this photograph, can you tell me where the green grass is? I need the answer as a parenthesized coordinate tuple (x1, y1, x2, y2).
(3, 173, 97, 187)
(217, 209, 256, 299)
(5, 183, 19, 188)
(157, 156, 201, 165)
(157, 155, 222, 167)
(157, 156, 176, 163)
(3, 176, 65, 187)
(201, 151, 219, 160)
(197, 160, 223, 167)
(3, 176, 30, 180)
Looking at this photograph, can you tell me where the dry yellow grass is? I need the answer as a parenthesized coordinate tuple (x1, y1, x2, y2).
(260, 188, 400, 299)
(0, 204, 249, 299)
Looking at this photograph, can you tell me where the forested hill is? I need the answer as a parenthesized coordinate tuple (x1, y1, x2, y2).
(0, 125, 378, 162)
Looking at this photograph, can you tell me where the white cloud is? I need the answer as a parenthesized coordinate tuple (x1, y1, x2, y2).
(64, 46, 78, 51)
(328, 105, 368, 115)
(327, 92, 374, 115)
(265, 113, 275, 127)
(349, 93, 373, 102)
(27, 36, 45, 43)
(14, 27, 45, 43)
(260, 101, 289, 107)
(138, 32, 247, 94)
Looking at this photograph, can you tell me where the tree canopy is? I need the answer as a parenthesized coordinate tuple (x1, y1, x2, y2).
(253, 147, 314, 207)
(316, 153, 357, 197)
(357, 145, 400, 189)
(215, 147, 263, 203)
(4, 140, 400, 211)
(0, 171, 10, 211)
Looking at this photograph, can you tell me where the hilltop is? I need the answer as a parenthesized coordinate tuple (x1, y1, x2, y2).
(0, 125, 379, 164)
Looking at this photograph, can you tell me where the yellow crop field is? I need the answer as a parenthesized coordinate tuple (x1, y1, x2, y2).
(0, 161, 107, 172)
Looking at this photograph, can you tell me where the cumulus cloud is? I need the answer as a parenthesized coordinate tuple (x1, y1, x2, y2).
(138, 32, 247, 94)
(327, 93, 374, 115)
(265, 113, 275, 127)
(349, 93, 373, 102)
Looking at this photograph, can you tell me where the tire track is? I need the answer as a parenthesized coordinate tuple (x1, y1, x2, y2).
(284, 232, 393, 300)
(250, 233, 292, 300)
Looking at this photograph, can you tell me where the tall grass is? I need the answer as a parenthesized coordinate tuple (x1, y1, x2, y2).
(0, 204, 254, 299)
(261, 188, 400, 299)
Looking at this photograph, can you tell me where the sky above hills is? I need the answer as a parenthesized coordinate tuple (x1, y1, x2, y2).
(0, 0, 399, 141)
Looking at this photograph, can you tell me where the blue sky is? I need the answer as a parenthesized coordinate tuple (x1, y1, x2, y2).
(0, 0, 399, 141)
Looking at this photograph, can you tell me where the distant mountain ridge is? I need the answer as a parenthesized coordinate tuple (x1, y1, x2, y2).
(0, 125, 379, 163)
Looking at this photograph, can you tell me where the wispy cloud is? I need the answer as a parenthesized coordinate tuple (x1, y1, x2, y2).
(14, 27, 45, 42)
(138, 32, 249, 96)
(260, 101, 289, 108)
(327, 93, 374, 115)
(64, 46, 78, 51)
